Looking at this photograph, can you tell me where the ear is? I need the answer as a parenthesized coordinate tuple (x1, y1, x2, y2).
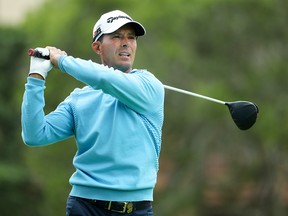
(91, 41, 102, 55)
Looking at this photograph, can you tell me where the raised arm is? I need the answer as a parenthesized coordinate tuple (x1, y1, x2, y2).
(47, 46, 164, 114)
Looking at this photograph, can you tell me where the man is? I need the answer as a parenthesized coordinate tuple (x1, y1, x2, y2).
(21, 10, 164, 216)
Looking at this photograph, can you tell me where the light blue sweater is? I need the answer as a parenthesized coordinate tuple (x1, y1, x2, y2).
(21, 56, 164, 202)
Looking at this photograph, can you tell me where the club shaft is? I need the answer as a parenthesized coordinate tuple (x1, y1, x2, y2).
(163, 85, 226, 105)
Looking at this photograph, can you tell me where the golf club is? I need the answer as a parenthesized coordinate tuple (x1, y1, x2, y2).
(28, 48, 259, 130)
(164, 85, 259, 130)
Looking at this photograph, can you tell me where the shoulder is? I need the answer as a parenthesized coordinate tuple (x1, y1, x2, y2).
(64, 86, 100, 102)
(70, 85, 95, 95)
(131, 69, 153, 76)
(131, 69, 162, 83)
(133, 69, 164, 90)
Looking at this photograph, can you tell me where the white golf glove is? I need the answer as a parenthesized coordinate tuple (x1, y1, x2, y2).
(29, 47, 53, 79)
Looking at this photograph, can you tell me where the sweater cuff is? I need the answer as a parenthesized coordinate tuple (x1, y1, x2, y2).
(27, 76, 45, 86)
(58, 55, 68, 73)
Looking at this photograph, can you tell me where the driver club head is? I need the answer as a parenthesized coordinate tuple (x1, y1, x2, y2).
(225, 101, 259, 130)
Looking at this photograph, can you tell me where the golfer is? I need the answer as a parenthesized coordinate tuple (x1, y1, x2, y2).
(21, 10, 164, 216)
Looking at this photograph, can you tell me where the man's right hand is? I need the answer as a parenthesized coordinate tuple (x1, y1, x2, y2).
(47, 46, 67, 68)
(29, 47, 53, 80)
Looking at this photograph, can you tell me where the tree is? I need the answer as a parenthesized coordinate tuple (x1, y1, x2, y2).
(0, 27, 43, 216)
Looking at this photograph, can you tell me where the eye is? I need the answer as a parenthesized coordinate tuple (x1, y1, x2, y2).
(128, 35, 137, 40)
(111, 34, 121, 39)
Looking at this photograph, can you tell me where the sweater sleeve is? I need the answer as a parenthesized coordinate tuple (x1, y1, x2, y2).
(58, 56, 164, 114)
(21, 77, 74, 146)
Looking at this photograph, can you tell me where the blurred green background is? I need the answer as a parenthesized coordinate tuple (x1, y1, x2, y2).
(0, 0, 287, 215)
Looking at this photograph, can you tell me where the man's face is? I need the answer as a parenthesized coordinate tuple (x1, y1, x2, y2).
(95, 24, 137, 73)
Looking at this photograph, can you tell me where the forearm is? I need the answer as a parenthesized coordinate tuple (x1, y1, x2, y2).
(57, 56, 164, 113)
(21, 77, 48, 146)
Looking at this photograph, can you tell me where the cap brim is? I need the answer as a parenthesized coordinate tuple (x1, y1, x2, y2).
(105, 20, 146, 36)
(129, 22, 146, 36)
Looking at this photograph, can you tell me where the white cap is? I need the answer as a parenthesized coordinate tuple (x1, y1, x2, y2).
(92, 10, 146, 42)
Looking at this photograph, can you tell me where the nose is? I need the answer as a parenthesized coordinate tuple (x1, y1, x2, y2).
(121, 37, 129, 48)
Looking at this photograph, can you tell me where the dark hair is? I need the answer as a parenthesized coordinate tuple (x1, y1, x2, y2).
(92, 35, 103, 44)
(98, 35, 104, 42)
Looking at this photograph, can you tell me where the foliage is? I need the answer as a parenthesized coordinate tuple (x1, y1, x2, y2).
(0, 27, 43, 216)
(1, 0, 287, 215)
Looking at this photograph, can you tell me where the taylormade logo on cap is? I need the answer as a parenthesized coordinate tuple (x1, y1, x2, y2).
(107, 15, 132, 23)
(92, 10, 146, 42)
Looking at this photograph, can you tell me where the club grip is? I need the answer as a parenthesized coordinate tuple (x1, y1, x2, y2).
(28, 48, 50, 60)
